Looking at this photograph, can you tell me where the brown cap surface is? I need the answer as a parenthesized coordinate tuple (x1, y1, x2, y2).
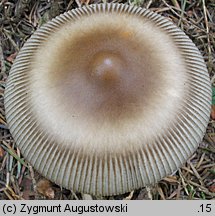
(4, 3, 211, 196)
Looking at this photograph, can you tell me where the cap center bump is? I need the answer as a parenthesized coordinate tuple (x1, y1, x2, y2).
(90, 51, 123, 85)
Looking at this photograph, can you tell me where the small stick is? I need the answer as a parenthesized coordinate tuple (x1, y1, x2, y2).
(202, 0, 212, 74)
(145, 186, 153, 200)
(171, 0, 180, 9)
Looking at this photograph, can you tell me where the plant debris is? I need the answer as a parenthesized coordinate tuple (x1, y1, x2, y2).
(36, 179, 55, 199)
(0, 0, 214, 200)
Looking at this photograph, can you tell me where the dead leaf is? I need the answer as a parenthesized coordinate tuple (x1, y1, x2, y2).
(21, 176, 34, 200)
(36, 179, 55, 199)
(208, 185, 215, 193)
(6, 52, 17, 63)
(0, 146, 4, 157)
(211, 105, 215, 120)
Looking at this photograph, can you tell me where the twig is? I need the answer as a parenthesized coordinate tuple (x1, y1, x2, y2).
(2, 29, 20, 52)
(202, 0, 213, 74)
(187, 160, 204, 186)
(171, 0, 180, 9)
(145, 186, 153, 200)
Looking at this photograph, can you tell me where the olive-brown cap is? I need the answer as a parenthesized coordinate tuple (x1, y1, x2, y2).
(4, 3, 211, 196)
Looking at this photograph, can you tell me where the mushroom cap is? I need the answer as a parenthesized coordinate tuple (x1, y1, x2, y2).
(4, 3, 211, 196)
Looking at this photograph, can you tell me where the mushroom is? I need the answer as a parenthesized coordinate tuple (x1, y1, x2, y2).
(4, 3, 211, 196)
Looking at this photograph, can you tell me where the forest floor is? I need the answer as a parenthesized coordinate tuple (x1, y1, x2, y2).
(0, 0, 215, 200)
